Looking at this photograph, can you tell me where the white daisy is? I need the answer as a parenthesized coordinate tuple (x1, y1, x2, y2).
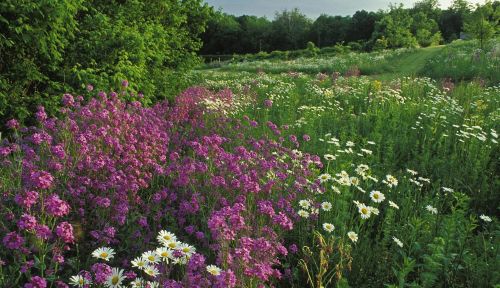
(130, 278, 145, 288)
(347, 231, 358, 243)
(131, 256, 147, 270)
(155, 247, 173, 262)
(157, 230, 177, 246)
(142, 251, 160, 264)
(105, 268, 125, 288)
(299, 199, 311, 209)
(350, 177, 360, 186)
(358, 204, 371, 219)
(147, 282, 159, 288)
(321, 201, 332, 211)
(369, 191, 385, 203)
(178, 243, 196, 257)
(69, 275, 91, 287)
(91, 247, 115, 261)
(165, 240, 180, 250)
(318, 173, 332, 183)
(143, 265, 159, 277)
(298, 209, 310, 218)
(206, 264, 222, 276)
(322, 223, 335, 233)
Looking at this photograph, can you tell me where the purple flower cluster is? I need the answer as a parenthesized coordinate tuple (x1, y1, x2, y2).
(0, 85, 320, 286)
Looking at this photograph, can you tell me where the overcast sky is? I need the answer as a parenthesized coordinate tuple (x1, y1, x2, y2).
(204, 0, 486, 19)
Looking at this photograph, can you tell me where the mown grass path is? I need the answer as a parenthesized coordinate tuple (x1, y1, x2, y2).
(369, 46, 444, 81)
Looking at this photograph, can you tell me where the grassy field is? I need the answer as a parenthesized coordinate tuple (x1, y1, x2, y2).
(1, 40, 498, 288)
(190, 40, 500, 287)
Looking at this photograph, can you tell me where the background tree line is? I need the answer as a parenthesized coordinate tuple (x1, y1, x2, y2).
(201, 0, 500, 55)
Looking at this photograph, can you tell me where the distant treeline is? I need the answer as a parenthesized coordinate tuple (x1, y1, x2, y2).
(201, 0, 500, 55)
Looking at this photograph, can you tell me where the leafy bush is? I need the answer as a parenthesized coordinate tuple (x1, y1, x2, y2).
(0, 0, 211, 127)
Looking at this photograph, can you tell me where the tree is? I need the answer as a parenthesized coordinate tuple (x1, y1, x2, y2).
(372, 4, 418, 48)
(237, 15, 272, 53)
(465, 2, 499, 49)
(309, 15, 350, 47)
(201, 12, 242, 54)
(346, 10, 381, 43)
(270, 9, 312, 50)
(439, 1, 471, 41)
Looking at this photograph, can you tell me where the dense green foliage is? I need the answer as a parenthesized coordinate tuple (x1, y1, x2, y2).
(201, 0, 500, 55)
(0, 0, 211, 126)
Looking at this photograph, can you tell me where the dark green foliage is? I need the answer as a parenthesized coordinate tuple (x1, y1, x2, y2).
(0, 0, 211, 126)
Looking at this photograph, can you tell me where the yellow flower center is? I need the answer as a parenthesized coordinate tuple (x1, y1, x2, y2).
(163, 235, 171, 240)
(148, 255, 155, 261)
(112, 275, 119, 285)
(374, 194, 379, 199)
(161, 252, 168, 257)
(100, 252, 108, 258)
(361, 208, 368, 214)
(168, 242, 176, 248)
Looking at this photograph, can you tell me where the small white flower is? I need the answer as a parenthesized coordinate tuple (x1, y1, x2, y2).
(383, 175, 398, 187)
(298, 209, 310, 218)
(369, 190, 385, 203)
(389, 201, 399, 209)
(406, 169, 418, 175)
(331, 186, 341, 194)
(206, 265, 222, 276)
(369, 206, 380, 215)
(321, 201, 332, 211)
(425, 205, 438, 215)
(69, 275, 91, 287)
(92, 247, 115, 261)
(299, 199, 311, 209)
(347, 231, 358, 243)
(322, 223, 335, 233)
(480, 214, 492, 222)
(350, 177, 360, 186)
(346, 141, 355, 147)
(393, 236, 403, 248)
(324, 154, 336, 161)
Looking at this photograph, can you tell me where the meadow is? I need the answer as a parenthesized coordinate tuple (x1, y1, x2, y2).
(1, 39, 499, 288)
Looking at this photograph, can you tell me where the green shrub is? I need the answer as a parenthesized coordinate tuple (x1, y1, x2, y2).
(0, 0, 211, 126)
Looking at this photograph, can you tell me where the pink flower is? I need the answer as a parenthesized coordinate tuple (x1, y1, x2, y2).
(6, 119, 20, 129)
(30, 171, 54, 189)
(45, 195, 70, 217)
(55, 222, 74, 243)
(17, 214, 37, 230)
(2, 232, 24, 250)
